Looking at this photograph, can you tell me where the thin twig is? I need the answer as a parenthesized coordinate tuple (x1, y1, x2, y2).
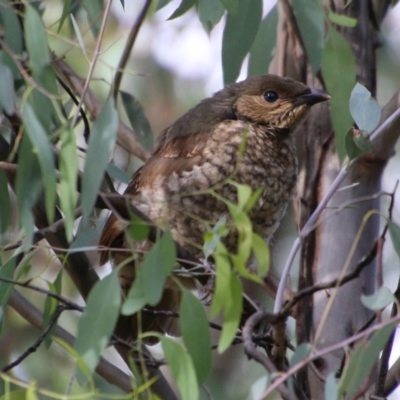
(0, 277, 83, 312)
(274, 105, 400, 313)
(258, 313, 400, 400)
(2, 305, 69, 372)
(242, 311, 297, 400)
(113, 0, 152, 100)
(71, 0, 113, 128)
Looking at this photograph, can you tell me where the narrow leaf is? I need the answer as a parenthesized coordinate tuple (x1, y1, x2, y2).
(0, 62, 15, 114)
(389, 220, 400, 258)
(168, 0, 197, 19)
(248, 5, 278, 76)
(198, 0, 225, 30)
(24, 4, 51, 74)
(161, 337, 199, 400)
(218, 274, 242, 353)
(321, 27, 356, 162)
(292, 0, 324, 74)
(328, 10, 357, 27)
(290, 343, 312, 368)
(22, 103, 56, 223)
(70, 13, 87, 57)
(222, 0, 262, 84)
(59, 128, 78, 242)
(82, 0, 104, 37)
(0, 168, 11, 234)
(180, 290, 212, 384)
(82, 98, 118, 220)
(120, 91, 154, 152)
(74, 271, 121, 377)
(106, 162, 130, 183)
(58, 0, 72, 32)
(251, 233, 270, 276)
(325, 372, 339, 400)
(219, 0, 238, 15)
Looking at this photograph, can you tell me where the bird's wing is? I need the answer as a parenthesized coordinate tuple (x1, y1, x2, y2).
(98, 129, 211, 265)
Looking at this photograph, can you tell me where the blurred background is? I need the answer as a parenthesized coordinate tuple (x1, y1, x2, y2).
(1, 0, 400, 398)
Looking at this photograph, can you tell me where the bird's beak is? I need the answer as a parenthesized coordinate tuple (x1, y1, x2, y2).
(293, 88, 331, 106)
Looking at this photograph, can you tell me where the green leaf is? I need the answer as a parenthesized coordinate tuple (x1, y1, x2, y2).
(106, 162, 130, 184)
(325, 372, 339, 400)
(0, 390, 27, 400)
(161, 337, 199, 400)
(198, 0, 225, 30)
(0, 167, 11, 234)
(251, 233, 269, 276)
(58, 0, 72, 32)
(22, 103, 56, 223)
(129, 214, 150, 241)
(74, 271, 121, 378)
(203, 216, 228, 259)
(211, 245, 232, 316)
(292, 0, 324, 74)
(389, 220, 400, 258)
(180, 290, 212, 384)
(222, 0, 262, 84)
(122, 230, 176, 311)
(24, 4, 51, 74)
(70, 13, 87, 58)
(59, 128, 78, 242)
(0, 62, 15, 114)
(0, 0, 23, 77)
(345, 128, 372, 159)
(168, 0, 197, 20)
(43, 271, 62, 348)
(16, 135, 42, 247)
(328, 10, 357, 27)
(248, 5, 278, 76)
(290, 343, 312, 368)
(339, 322, 396, 398)
(219, 0, 238, 14)
(321, 27, 356, 162)
(120, 91, 154, 152)
(0, 257, 15, 308)
(218, 274, 242, 353)
(349, 82, 381, 133)
(82, 98, 118, 220)
(361, 287, 395, 310)
(70, 218, 105, 251)
(82, 0, 104, 37)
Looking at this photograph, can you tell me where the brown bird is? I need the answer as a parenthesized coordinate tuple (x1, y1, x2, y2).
(99, 74, 330, 341)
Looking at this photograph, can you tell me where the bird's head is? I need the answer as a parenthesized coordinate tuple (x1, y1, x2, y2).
(223, 74, 330, 131)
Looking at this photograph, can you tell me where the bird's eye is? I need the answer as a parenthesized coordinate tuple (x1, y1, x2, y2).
(264, 91, 279, 103)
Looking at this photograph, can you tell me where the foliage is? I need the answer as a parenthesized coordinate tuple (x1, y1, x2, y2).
(0, 1, 399, 400)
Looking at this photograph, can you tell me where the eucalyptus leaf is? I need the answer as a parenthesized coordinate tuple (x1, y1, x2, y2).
(24, 4, 51, 74)
(325, 372, 339, 400)
(344, 129, 363, 160)
(321, 27, 356, 162)
(129, 214, 150, 241)
(248, 5, 278, 76)
(161, 337, 199, 400)
(58, 0, 72, 32)
(198, 0, 225, 30)
(168, 0, 197, 20)
(106, 162, 130, 184)
(0, 62, 15, 114)
(120, 91, 154, 152)
(0, 167, 11, 234)
(349, 82, 381, 133)
(290, 343, 312, 368)
(388, 220, 400, 258)
(180, 289, 212, 383)
(74, 271, 121, 378)
(82, 0, 104, 37)
(59, 128, 78, 242)
(292, 0, 324, 74)
(82, 98, 118, 220)
(219, 0, 238, 15)
(22, 103, 56, 223)
(218, 273, 242, 353)
(251, 233, 270, 276)
(361, 286, 395, 310)
(0, 0, 23, 77)
(222, 0, 262, 84)
(328, 10, 357, 27)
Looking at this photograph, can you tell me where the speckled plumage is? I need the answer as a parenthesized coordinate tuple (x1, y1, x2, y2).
(99, 74, 329, 340)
